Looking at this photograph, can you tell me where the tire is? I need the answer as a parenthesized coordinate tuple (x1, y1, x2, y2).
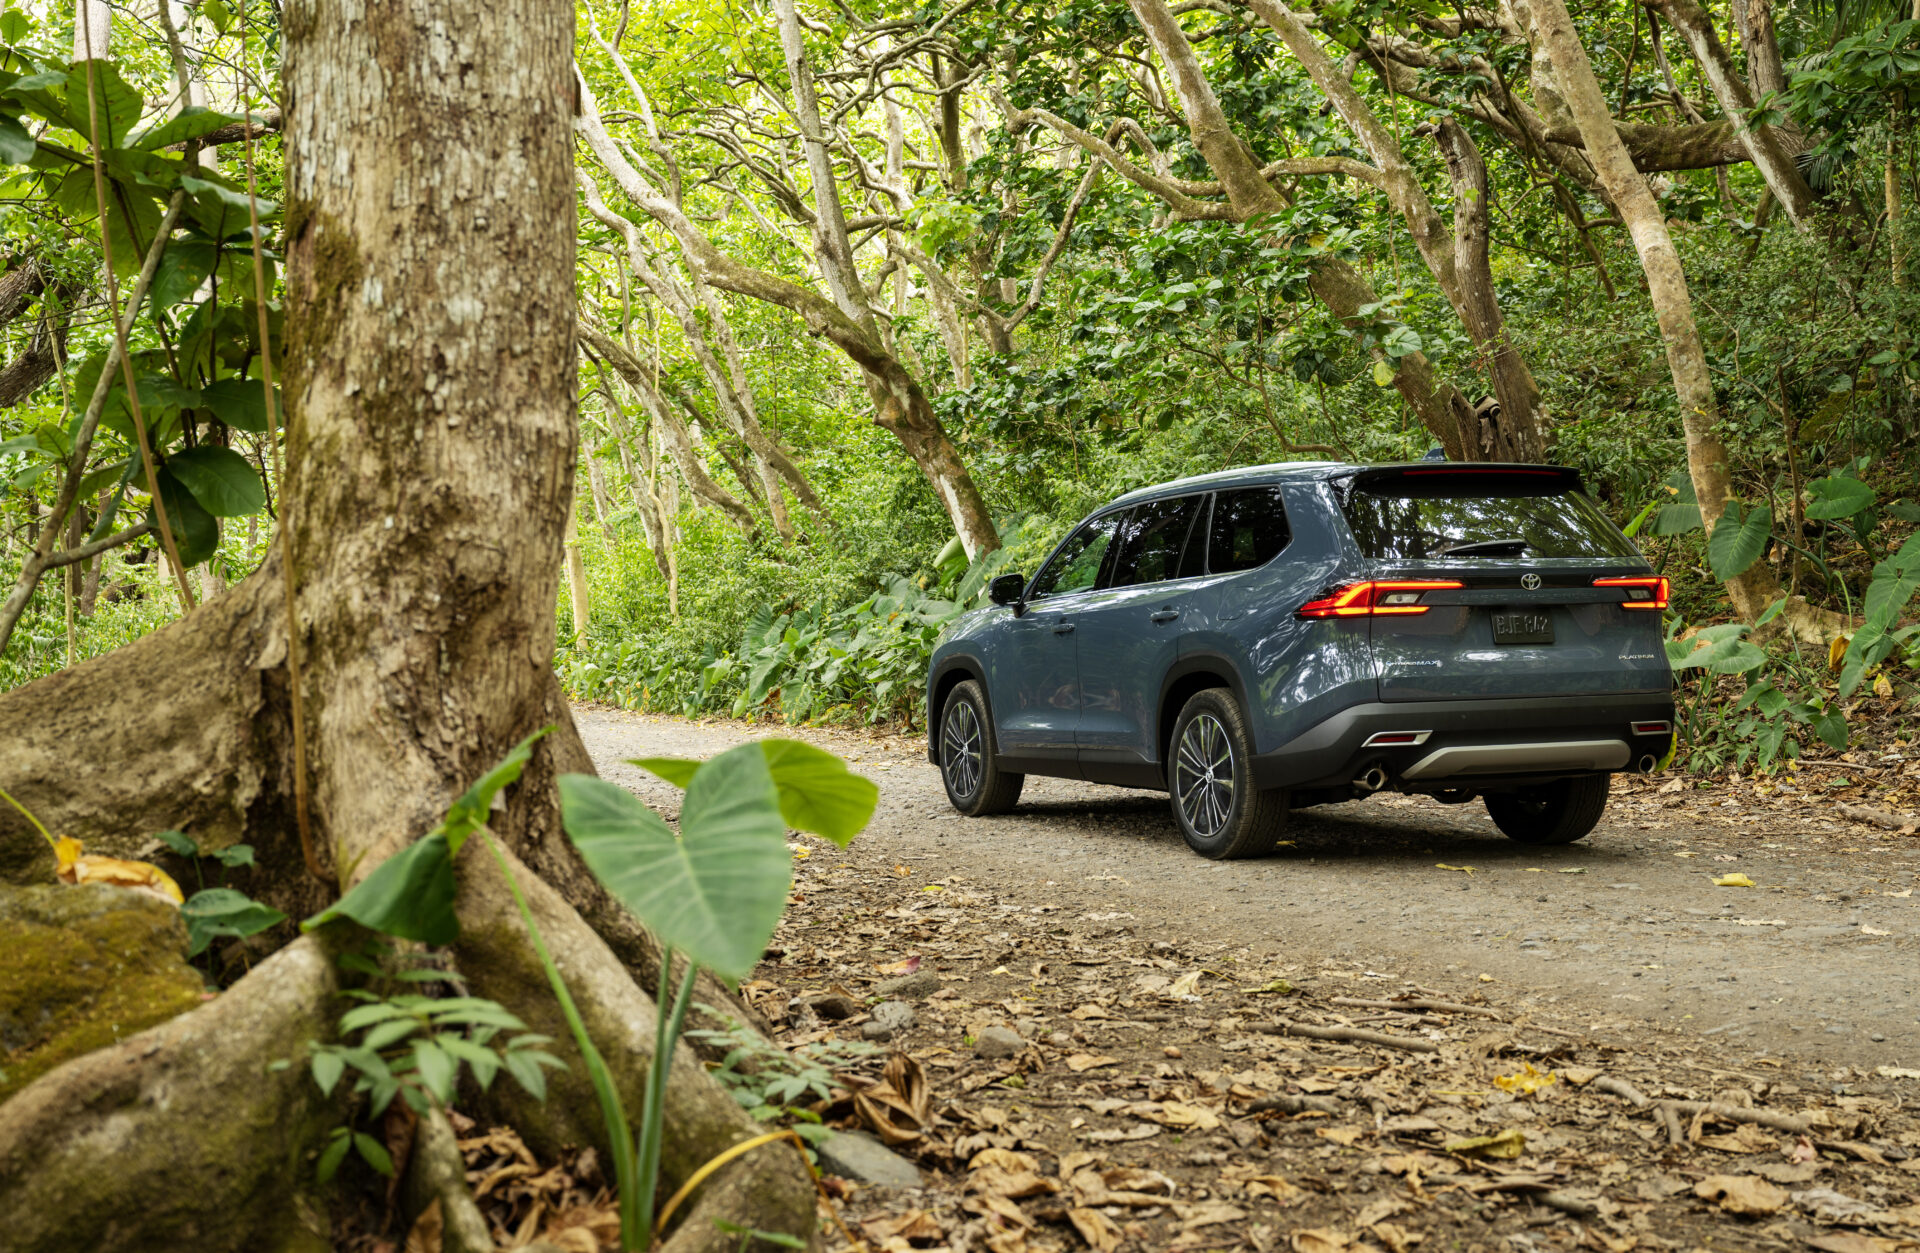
(1484, 774, 1611, 845)
(938, 681, 1024, 816)
(1167, 689, 1287, 860)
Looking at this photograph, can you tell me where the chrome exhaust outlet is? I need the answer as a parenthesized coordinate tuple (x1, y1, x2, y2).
(1355, 765, 1389, 793)
(1636, 754, 1658, 775)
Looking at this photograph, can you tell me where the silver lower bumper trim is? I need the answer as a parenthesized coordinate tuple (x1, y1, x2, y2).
(1401, 739, 1630, 780)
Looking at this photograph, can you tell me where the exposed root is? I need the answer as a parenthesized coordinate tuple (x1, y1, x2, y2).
(0, 933, 340, 1252)
(1257, 1018, 1442, 1054)
(407, 1107, 498, 1253)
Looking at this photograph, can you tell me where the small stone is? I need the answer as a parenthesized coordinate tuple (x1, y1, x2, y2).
(1872, 1033, 1888, 1042)
(974, 1026, 1025, 1059)
(812, 1129, 922, 1187)
(870, 1000, 916, 1033)
(1163, 1046, 1183, 1059)
(1046, 1031, 1072, 1048)
(860, 1021, 894, 1042)
(803, 993, 857, 1021)
(874, 970, 942, 1000)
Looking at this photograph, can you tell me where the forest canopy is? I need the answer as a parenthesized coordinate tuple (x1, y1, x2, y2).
(0, 0, 1916, 771)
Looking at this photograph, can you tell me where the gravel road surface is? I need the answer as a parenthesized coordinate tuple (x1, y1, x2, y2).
(578, 706, 1920, 1069)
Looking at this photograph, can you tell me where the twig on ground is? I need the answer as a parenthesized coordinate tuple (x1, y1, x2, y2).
(1244, 1093, 1346, 1115)
(1258, 1019, 1441, 1054)
(1332, 997, 1503, 1019)
(1837, 803, 1915, 831)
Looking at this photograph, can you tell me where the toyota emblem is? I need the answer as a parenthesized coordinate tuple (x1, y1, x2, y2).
(1521, 573, 1542, 591)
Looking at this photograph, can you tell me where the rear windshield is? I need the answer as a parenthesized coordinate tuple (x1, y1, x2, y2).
(1343, 474, 1639, 561)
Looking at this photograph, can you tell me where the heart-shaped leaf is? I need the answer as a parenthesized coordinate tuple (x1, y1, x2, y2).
(759, 739, 877, 847)
(1707, 501, 1771, 581)
(561, 743, 790, 979)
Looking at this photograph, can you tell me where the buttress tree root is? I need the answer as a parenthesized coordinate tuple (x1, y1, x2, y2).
(0, 0, 815, 1243)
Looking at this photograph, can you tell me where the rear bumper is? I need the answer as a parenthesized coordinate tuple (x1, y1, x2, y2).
(1249, 693, 1676, 792)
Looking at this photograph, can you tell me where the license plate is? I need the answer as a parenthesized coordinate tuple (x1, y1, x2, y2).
(1492, 610, 1554, 645)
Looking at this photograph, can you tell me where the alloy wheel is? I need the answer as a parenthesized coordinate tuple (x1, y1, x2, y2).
(1175, 712, 1234, 838)
(942, 698, 984, 799)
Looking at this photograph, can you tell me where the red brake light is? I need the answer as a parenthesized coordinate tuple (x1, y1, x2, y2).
(1594, 575, 1669, 610)
(1298, 580, 1463, 618)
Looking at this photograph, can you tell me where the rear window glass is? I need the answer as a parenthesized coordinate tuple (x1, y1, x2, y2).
(1343, 474, 1638, 561)
(1208, 486, 1291, 573)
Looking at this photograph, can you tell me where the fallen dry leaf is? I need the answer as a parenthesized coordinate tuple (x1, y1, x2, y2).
(1712, 872, 1756, 888)
(1696, 1123, 1776, 1154)
(1492, 1062, 1556, 1097)
(1694, 1173, 1788, 1215)
(1065, 1053, 1119, 1073)
(1291, 1227, 1354, 1253)
(53, 836, 183, 904)
(1067, 1206, 1123, 1253)
(863, 1210, 945, 1244)
(969, 1147, 1039, 1172)
(1442, 1128, 1525, 1159)
(967, 1166, 1060, 1199)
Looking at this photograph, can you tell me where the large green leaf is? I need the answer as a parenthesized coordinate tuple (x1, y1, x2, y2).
(166, 445, 264, 517)
(0, 113, 33, 165)
(562, 745, 791, 979)
(148, 466, 219, 567)
(148, 241, 218, 312)
(200, 377, 279, 433)
(1651, 471, 1701, 536)
(1803, 474, 1877, 521)
(759, 739, 877, 847)
(129, 105, 241, 152)
(630, 757, 699, 788)
(66, 61, 143, 149)
(1707, 501, 1772, 580)
(302, 832, 458, 945)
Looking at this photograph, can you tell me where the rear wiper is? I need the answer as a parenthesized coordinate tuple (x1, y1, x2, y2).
(1436, 536, 1530, 556)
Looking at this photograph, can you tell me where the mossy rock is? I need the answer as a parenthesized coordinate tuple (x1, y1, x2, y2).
(0, 826, 56, 887)
(0, 883, 204, 1102)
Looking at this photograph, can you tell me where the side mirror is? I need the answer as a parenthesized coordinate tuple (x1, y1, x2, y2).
(989, 573, 1026, 607)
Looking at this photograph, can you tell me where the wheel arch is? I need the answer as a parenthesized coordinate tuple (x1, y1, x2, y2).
(1157, 654, 1251, 768)
(926, 656, 988, 763)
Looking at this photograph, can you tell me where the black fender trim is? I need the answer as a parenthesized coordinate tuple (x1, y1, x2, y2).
(926, 656, 988, 763)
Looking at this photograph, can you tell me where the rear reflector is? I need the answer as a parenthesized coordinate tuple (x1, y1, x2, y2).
(1363, 730, 1433, 747)
(1298, 580, 1464, 618)
(1631, 720, 1672, 736)
(1594, 575, 1670, 610)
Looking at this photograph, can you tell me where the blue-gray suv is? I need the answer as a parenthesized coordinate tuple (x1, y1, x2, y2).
(926, 462, 1675, 859)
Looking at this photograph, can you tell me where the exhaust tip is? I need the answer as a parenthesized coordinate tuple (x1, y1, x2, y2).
(1356, 765, 1389, 793)
(1637, 754, 1658, 775)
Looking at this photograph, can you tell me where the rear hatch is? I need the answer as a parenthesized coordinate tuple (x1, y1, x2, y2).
(1333, 466, 1670, 701)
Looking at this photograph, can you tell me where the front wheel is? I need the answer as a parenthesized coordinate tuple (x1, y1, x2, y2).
(939, 680, 1023, 816)
(1168, 689, 1287, 860)
(1484, 774, 1610, 844)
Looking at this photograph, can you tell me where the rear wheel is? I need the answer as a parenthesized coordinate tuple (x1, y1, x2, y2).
(939, 681, 1023, 816)
(1484, 774, 1610, 844)
(1168, 689, 1287, 860)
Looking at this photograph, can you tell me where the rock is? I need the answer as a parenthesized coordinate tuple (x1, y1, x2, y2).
(860, 1000, 915, 1042)
(812, 1129, 922, 1187)
(974, 1026, 1025, 1059)
(0, 883, 205, 1100)
(803, 993, 858, 1021)
(0, 826, 56, 887)
(874, 970, 941, 1000)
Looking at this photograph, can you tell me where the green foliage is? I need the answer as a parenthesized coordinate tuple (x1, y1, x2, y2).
(686, 1010, 873, 1130)
(151, 827, 283, 959)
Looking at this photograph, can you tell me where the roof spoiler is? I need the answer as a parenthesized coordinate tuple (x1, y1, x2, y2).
(1341, 463, 1587, 498)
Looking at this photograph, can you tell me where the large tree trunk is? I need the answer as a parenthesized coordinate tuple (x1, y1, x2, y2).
(0, 0, 817, 1244)
(1523, 0, 1840, 641)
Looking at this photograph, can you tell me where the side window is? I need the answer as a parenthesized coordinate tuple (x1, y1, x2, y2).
(1177, 495, 1212, 580)
(1208, 486, 1291, 574)
(1110, 495, 1202, 587)
(1030, 513, 1121, 599)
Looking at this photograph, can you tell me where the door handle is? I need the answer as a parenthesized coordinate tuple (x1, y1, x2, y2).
(1149, 609, 1181, 623)
(1052, 622, 1076, 635)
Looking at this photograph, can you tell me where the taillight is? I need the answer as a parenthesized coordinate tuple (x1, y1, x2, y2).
(1298, 580, 1463, 618)
(1594, 575, 1669, 610)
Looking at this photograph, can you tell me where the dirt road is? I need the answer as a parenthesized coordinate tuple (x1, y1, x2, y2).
(578, 706, 1920, 1069)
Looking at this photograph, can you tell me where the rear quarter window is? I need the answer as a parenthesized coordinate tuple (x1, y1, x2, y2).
(1343, 473, 1639, 561)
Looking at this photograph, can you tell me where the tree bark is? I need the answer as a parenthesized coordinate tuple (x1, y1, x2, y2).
(565, 507, 591, 644)
(1651, 0, 1818, 228)
(0, 0, 817, 1243)
(1522, 0, 1839, 639)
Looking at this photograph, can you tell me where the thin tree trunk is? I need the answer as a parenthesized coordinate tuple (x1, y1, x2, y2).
(1523, 0, 1839, 640)
(1652, 0, 1818, 228)
(564, 507, 590, 644)
(586, 454, 619, 545)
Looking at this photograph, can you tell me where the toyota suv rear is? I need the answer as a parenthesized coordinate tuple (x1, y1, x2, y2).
(926, 462, 1675, 858)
